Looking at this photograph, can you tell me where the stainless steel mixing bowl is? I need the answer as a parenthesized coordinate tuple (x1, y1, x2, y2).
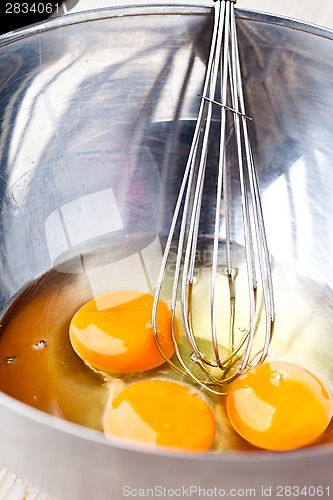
(1, 3, 333, 498)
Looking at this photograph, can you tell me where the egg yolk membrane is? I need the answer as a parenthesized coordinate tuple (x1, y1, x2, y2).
(69, 292, 333, 452)
(103, 379, 216, 452)
(226, 360, 333, 451)
(69, 290, 175, 373)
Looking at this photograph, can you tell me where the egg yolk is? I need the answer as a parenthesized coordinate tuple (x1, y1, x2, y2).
(226, 360, 333, 451)
(103, 379, 216, 451)
(69, 290, 175, 373)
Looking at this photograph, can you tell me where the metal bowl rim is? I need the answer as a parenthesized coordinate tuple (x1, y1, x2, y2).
(0, 2, 332, 47)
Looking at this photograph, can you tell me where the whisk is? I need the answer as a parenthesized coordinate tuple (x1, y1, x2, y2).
(152, 0, 275, 394)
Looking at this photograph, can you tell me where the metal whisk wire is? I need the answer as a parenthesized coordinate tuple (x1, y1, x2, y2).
(152, 0, 275, 394)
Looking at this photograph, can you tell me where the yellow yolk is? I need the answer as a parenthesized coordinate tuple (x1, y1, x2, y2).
(103, 379, 216, 451)
(69, 290, 175, 373)
(226, 360, 333, 451)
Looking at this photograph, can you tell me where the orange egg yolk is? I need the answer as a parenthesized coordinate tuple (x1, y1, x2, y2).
(103, 379, 216, 451)
(226, 360, 333, 451)
(69, 290, 175, 373)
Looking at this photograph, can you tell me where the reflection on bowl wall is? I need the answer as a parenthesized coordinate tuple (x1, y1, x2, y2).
(0, 3, 333, 499)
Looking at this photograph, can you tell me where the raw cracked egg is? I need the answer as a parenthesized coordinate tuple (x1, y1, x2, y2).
(69, 289, 333, 453)
(226, 360, 333, 451)
(103, 379, 216, 451)
(69, 290, 175, 373)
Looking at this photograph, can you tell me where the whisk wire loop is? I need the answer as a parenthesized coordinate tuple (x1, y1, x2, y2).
(152, 0, 275, 393)
(211, 0, 231, 370)
(180, 0, 226, 365)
